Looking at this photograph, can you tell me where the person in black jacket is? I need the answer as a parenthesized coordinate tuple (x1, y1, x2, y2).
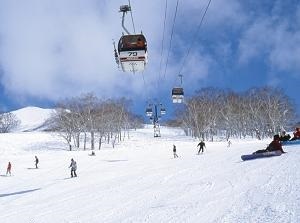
(173, 145, 178, 158)
(197, 140, 206, 154)
(35, 156, 39, 169)
(279, 131, 291, 141)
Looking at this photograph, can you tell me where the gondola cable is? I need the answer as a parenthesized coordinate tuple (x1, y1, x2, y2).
(162, 0, 180, 80)
(128, 0, 136, 34)
(178, 0, 212, 76)
(157, 0, 168, 89)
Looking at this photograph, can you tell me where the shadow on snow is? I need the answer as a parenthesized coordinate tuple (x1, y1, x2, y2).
(0, 188, 41, 198)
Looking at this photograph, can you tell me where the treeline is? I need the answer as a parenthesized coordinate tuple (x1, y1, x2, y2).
(50, 93, 143, 150)
(172, 87, 296, 141)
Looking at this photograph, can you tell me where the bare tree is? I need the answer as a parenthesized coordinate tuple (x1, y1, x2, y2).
(50, 93, 141, 150)
(0, 112, 20, 133)
(177, 86, 296, 141)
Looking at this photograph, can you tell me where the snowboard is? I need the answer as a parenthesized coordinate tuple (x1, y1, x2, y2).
(241, 151, 282, 161)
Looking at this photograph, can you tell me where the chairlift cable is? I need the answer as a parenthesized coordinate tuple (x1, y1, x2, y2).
(178, 0, 212, 76)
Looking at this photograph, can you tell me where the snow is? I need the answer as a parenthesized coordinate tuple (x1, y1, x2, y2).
(1, 108, 300, 223)
(11, 106, 55, 132)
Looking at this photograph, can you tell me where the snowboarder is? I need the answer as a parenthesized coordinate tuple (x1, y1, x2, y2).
(69, 158, 77, 177)
(266, 134, 286, 153)
(173, 145, 178, 158)
(6, 162, 11, 176)
(253, 134, 286, 154)
(35, 156, 39, 169)
(197, 140, 206, 154)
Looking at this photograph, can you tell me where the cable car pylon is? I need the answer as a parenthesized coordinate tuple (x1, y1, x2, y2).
(145, 102, 166, 137)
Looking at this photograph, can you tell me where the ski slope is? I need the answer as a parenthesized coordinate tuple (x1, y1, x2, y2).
(1, 125, 300, 223)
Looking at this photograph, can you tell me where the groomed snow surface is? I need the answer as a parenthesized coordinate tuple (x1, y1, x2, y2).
(1, 125, 300, 223)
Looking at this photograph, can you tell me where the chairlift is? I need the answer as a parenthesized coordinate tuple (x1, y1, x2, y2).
(145, 107, 153, 117)
(172, 87, 184, 103)
(160, 107, 166, 115)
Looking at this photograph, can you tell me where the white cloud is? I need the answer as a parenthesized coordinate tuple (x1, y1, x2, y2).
(3, 0, 298, 108)
(238, 4, 300, 76)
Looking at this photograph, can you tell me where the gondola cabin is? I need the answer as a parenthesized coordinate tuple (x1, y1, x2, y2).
(145, 107, 153, 116)
(118, 34, 147, 73)
(160, 108, 166, 115)
(172, 87, 184, 103)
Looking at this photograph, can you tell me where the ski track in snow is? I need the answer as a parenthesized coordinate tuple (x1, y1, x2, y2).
(0, 127, 300, 223)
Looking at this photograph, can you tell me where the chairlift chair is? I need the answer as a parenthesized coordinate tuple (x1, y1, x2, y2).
(145, 107, 153, 117)
(160, 108, 166, 115)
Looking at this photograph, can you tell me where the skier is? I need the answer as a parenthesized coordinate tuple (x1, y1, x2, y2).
(35, 156, 39, 169)
(6, 162, 11, 176)
(173, 145, 178, 158)
(197, 140, 206, 154)
(69, 158, 77, 177)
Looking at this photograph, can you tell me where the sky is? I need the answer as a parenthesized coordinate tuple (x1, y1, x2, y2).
(0, 0, 299, 120)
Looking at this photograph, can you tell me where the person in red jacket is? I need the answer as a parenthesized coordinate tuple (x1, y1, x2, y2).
(290, 127, 300, 141)
(266, 134, 286, 153)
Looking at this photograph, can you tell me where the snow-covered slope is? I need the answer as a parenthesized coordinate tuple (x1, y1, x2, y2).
(11, 106, 54, 132)
(0, 127, 300, 223)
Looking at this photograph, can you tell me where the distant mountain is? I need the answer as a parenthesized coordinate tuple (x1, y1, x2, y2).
(11, 106, 55, 132)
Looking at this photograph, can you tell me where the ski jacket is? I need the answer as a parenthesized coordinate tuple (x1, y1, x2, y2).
(267, 140, 284, 153)
(198, 142, 205, 148)
(69, 160, 77, 170)
(173, 146, 176, 153)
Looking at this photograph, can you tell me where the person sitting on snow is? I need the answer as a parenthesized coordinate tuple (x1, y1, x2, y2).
(253, 134, 286, 154)
(279, 131, 291, 141)
(266, 134, 286, 153)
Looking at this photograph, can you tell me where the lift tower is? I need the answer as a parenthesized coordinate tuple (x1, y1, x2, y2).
(145, 103, 166, 137)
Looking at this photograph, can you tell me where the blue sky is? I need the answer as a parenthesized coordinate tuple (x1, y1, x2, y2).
(0, 0, 299, 121)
